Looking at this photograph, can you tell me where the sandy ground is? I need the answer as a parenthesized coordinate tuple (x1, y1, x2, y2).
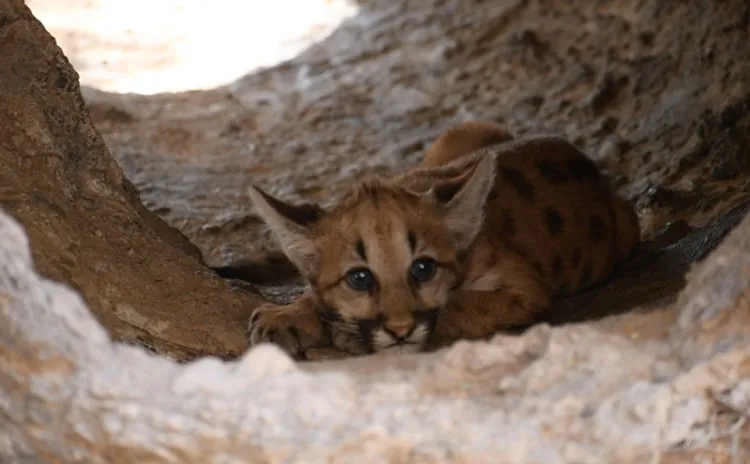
(27, 0, 359, 94)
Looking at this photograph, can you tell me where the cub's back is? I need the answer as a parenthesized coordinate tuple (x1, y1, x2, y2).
(420, 126, 639, 297)
(479, 136, 638, 295)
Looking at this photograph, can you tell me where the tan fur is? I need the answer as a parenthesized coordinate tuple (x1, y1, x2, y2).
(245, 121, 641, 359)
(421, 120, 514, 168)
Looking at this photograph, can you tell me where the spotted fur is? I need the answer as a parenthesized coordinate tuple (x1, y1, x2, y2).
(245, 120, 640, 358)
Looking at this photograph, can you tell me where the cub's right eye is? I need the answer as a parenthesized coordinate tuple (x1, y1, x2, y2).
(345, 268, 376, 291)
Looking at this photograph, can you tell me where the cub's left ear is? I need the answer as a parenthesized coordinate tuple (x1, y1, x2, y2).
(428, 154, 496, 249)
(248, 185, 326, 278)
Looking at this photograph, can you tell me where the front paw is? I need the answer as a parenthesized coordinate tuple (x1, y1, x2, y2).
(247, 303, 324, 359)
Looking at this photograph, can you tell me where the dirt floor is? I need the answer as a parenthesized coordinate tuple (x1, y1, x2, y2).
(26, 0, 750, 357)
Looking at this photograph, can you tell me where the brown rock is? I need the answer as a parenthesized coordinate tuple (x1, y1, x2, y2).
(0, 0, 261, 360)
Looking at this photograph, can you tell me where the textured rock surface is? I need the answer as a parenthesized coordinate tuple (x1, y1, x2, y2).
(0, 0, 263, 360)
(2, 203, 750, 462)
(2, 0, 750, 461)
(84, 0, 750, 265)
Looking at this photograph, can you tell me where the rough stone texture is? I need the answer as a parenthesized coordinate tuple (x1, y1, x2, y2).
(2, 0, 750, 461)
(0, 0, 263, 360)
(85, 0, 750, 265)
(2, 203, 750, 462)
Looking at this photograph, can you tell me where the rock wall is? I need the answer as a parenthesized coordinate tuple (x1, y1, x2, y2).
(0, 0, 263, 360)
(2, 0, 750, 461)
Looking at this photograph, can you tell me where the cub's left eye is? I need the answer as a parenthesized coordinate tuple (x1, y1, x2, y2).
(409, 257, 437, 283)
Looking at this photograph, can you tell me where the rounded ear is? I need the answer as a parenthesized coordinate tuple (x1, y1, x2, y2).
(425, 154, 496, 249)
(248, 185, 325, 278)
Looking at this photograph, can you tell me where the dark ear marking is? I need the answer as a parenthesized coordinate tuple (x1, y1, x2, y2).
(248, 185, 323, 279)
(429, 154, 496, 250)
(433, 176, 469, 203)
(355, 239, 367, 261)
(253, 187, 324, 226)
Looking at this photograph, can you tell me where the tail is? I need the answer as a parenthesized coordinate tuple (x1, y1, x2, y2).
(421, 120, 514, 168)
(211, 250, 300, 284)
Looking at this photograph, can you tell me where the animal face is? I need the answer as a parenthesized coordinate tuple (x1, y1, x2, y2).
(312, 192, 460, 354)
(248, 154, 496, 354)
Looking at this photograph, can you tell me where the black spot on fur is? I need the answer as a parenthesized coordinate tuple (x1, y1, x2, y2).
(589, 214, 607, 243)
(567, 157, 601, 182)
(355, 240, 367, 261)
(544, 207, 565, 236)
(571, 247, 582, 268)
(501, 167, 536, 202)
(531, 260, 546, 277)
(500, 209, 516, 236)
(557, 282, 570, 295)
(552, 254, 563, 276)
(537, 160, 569, 183)
(579, 261, 593, 287)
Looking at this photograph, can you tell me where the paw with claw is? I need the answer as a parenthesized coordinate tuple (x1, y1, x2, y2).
(246, 300, 326, 359)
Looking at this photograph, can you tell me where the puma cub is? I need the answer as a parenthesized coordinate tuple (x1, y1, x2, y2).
(242, 121, 640, 359)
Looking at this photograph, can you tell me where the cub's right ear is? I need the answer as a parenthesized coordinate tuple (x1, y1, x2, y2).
(429, 153, 496, 250)
(248, 185, 325, 278)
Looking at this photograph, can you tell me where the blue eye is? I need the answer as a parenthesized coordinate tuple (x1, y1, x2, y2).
(410, 258, 437, 283)
(345, 268, 376, 291)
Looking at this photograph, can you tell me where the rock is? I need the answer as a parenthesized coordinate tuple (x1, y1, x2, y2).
(0, 0, 263, 360)
(2, 201, 750, 462)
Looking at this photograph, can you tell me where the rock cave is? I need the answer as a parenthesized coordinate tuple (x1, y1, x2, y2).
(1, 0, 750, 461)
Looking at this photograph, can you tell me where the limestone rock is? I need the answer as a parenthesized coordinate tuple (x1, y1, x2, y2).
(2, 195, 749, 462)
